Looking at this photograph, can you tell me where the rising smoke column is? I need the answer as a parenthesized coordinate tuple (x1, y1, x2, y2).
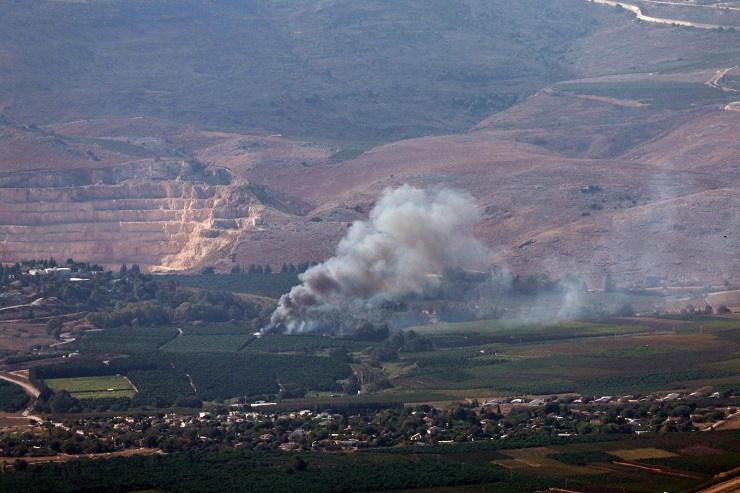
(268, 185, 491, 333)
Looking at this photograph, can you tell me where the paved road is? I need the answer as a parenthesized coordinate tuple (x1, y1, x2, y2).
(587, 0, 738, 29)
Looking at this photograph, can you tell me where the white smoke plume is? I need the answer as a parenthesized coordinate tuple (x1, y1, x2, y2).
(268, 185, 491, 333)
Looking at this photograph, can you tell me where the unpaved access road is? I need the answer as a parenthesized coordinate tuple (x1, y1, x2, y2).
(0, 448, 163, 466)
(694, 476, 740, 493)
(587, 0, 738, 29)
(639, 0, 740, 12)
(706, 66, 739, 91)
(0, 370, 40, 398)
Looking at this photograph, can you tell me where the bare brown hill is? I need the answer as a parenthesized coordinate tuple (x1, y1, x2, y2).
(623, 110, 740, 170)
(245, 96, 740, 288)
(0, 2, 739, 288)
(0, 119, 334, 271)
(2, 89, 739, 288)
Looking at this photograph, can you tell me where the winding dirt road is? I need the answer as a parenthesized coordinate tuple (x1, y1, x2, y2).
(0, 370, 40, 398)
(640, 0, 740, 12)
(587, 0, 739, 29)
(707, 66, 739, 91)
(694, 477, 740, 493)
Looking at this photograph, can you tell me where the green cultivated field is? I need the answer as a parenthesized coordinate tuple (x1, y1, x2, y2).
(44, 376, 137, 399)
(244, 334, 371, 354)
(2, 430, 739, 492)
(35, 348, 352, 404)
(159, 323, 257, 353)
(555, 81, 737, 110)
(31, 314, 740, 407)
(159, 273, 300, 299)
(409, 319, 645, 340)
(161, 334, 254, 353)
(392, 317, 740, 397)
(77, 327, 179, 354)
(127, 369, 195, 404)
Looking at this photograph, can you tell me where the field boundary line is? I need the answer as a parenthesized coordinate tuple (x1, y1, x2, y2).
(156, 327, 182, 350)
(237, 335, 258, 352)
(612, 460, 703, 479)
(123, 376, 139, 393)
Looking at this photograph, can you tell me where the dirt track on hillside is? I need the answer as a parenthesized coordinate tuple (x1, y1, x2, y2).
(639, 0, 740, 12)
(0, 370, 40, 398)
(588, 0, 735, 29)
(0, 448, 163, 466)
(694, 477, 740, 493)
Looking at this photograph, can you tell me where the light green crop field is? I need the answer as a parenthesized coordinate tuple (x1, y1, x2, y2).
(45, 375, 136, 399)
(160, 334, 254, 353)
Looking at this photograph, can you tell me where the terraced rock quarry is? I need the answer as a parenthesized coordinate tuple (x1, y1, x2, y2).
(0, 157, 264, 270)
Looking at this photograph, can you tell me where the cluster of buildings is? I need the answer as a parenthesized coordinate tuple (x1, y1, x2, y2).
(27, 267, 91, 283)
(1, 389, 735, 461)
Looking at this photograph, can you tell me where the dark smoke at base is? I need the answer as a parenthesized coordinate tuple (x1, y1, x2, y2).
(266, 185, 491, 334)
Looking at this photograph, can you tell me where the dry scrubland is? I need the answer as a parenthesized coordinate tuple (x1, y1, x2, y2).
(0, 1, 737, 289)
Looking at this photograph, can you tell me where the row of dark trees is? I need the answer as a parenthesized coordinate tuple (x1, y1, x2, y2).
(223, 262, 318, 275)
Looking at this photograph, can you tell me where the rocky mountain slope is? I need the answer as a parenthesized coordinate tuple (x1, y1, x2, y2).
(0, 1, 739, 288)
(0, 119, 337, 271)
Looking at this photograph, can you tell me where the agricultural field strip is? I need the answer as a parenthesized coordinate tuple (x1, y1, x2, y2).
(496, 447, 602, 476)
(408, 320, 649, 337)
(160, 334, 255, 353)
(393, 323, 740, 395)
(491, 437, 739, 486)
(45, 376, 137, 398)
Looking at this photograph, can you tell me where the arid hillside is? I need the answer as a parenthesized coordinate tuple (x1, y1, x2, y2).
(0, 0, 604, 142)
(0, 1, 739, 287)
(242, 90, 740, 288)
(0, 118, 340, 271)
